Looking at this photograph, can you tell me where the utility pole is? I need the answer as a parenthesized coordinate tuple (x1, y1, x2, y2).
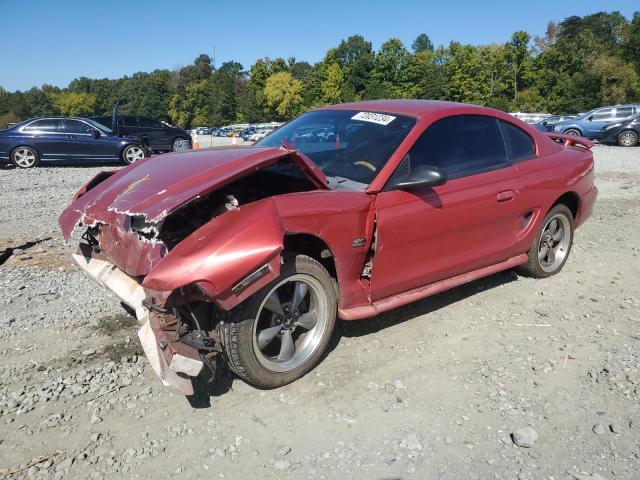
(213, 46, 216, 70)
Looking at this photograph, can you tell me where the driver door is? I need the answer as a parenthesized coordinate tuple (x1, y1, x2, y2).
(583, 108, 615, 137)
(369, 115, 523, 300)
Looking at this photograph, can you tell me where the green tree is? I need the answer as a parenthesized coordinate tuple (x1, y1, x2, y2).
(325, 35, 375, 99)
(264, 72, 304, 119)
(48, 91, 96, 116)
(505, 31, 534, 101)
(412, 33, 434, 53)
(321, 63, 344, 104)
(369, 38, 410, 98)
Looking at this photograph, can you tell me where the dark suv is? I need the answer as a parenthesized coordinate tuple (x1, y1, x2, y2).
(91, 115, 192, 153)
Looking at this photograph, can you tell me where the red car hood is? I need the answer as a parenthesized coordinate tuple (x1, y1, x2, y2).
(59, 146, 328, 240)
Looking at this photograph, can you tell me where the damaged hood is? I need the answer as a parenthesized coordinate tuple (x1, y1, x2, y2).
(59, 146, 328, 240)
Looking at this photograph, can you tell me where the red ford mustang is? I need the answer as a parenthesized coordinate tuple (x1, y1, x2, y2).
(59, 100, 597, 395)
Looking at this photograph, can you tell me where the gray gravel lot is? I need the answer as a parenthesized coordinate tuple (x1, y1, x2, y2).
(0, 144, 639, 479)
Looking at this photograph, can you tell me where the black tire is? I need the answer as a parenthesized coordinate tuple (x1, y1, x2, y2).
(220, 254, 337, 388)
(520, 204, 574, 278)
(121, 145, 146, 165)
(172, 137, 190, 151)
(617, 130, 638, 147)
(11, 146, 40, 168)
(563, 128, 581, 136)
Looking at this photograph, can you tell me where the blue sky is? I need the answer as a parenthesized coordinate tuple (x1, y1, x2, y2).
(1, 0, 637, 92)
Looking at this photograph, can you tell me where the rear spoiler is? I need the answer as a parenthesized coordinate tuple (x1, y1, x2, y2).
(545, 133, 593, 150)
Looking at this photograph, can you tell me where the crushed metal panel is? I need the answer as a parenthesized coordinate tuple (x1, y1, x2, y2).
(138, 320, 194, 395)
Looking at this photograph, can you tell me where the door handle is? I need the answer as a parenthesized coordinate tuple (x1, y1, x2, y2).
(66, 135, 76, 140)
(497, 190, 515, 202)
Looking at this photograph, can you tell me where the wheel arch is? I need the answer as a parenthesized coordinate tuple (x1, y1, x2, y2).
(283, 233, 337, 280)
(562, 126, 583, 135)
(551, 191, 579, 220)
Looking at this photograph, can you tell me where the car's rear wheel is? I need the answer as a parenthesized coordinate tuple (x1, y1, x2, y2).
(172, 137, 190, 152)
(122, 145, 146, 165)
(617, 130, 638, 147)
(564, 128, 581, 136)
(11, 146, 39, 168)
(520, 204, 574, 278)
(220, 254, 337, 388)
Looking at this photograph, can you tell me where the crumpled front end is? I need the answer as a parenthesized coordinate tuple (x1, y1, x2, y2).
(59, 147, 324, 395)
(71, 244, 199, 395)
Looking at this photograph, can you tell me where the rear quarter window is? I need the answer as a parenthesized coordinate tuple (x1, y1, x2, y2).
(499, 121, 536, 162)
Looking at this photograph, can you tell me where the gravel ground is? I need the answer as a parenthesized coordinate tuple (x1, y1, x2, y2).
(0, 144, 639, 479)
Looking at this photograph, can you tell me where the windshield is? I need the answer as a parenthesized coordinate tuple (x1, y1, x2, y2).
(83, 118, 112, 134)
(257, 110, 416, 184)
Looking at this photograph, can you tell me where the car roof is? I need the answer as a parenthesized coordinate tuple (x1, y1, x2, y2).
(318, 99, 503, 121)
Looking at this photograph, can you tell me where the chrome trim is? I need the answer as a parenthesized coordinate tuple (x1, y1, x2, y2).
(232, 264, 271, 293)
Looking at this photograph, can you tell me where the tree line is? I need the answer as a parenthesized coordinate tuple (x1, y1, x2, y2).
(1, 11, 639, 129)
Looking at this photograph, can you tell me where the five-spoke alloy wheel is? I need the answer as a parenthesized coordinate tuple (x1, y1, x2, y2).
(220, 254, 337, 388)
(11, 146, 39, 168)
(521, 204, 574, 278)
(122, 145, 146, 165)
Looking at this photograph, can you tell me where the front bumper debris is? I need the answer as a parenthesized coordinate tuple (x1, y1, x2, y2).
(72, 244, 149, 323)
(73, 245, 203, 395)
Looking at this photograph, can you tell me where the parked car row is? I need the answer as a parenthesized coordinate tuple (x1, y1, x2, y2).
(548, 104, 640, 146)
(189, 123, 283, 141)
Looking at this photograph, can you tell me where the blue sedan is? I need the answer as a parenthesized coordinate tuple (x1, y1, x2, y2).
(0, 117, 147, 168)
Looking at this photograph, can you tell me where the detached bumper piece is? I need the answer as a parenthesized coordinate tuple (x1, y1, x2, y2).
(73, 244, 203, 396)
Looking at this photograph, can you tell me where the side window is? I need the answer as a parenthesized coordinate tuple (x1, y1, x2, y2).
(499, 121, 536, 162)
(24, 119, 62, 132)
(615, 107, 634, 119)
(122, 116, 138, 127)
(62, 120, 91, 134)
(400, 115, 509, 180)
(92, 117, 110, 128)
(591, 109, 613, 121)
(138, 117, 163, 128)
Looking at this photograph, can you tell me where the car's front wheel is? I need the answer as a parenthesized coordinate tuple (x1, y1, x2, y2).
(11, 146, 40, 168)
(563, 128, 581, 136)
(220, 254, 337, 388)
(617, 130, 638, 147)
(121, 145, 146, 165)
(520, 204, 574, 278)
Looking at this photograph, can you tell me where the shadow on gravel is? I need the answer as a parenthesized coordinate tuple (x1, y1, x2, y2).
(188, 269, 520, 405)
(0, 237, 52, 266)
(187, 358, 234, 408)
(333, 269, 519, 344)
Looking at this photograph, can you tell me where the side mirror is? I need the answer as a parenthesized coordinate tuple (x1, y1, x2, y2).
(587, 115, 593, 121)
(390, 165, 447, 191)
(91, 129, 101, 138)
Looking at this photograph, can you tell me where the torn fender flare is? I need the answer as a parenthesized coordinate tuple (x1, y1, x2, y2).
(142, 198, 285, 310)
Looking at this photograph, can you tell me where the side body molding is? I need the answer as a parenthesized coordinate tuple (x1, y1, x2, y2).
(142, 198, 285, 309)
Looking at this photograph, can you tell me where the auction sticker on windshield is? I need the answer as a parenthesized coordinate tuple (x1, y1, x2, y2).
(351, 112, 396, 125)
